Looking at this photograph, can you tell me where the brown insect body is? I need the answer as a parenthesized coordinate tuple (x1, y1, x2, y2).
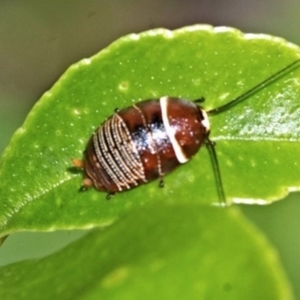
(78, 97, 209, 194)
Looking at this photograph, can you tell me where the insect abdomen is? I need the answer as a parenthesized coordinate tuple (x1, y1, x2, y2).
(80, 97, 209, 193)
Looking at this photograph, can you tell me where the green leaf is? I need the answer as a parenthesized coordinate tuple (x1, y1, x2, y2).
(0, 205, 294, 300)
(1, 25, 300, 235)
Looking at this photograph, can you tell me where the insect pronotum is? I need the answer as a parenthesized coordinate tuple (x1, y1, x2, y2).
(73, 58, 300, 203)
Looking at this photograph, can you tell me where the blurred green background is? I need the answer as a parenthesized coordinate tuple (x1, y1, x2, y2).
(0, 0, 300, 298)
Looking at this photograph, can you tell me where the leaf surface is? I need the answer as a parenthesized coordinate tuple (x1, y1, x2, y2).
(0, 205, 294, 300)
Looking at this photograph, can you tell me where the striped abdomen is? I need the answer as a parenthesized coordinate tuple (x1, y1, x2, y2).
(78, 97, 210, 194)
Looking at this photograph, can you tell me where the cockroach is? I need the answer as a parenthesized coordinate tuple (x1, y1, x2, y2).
(73, 58, 300, 203)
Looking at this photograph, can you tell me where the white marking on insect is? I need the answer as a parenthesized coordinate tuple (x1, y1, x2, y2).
(160, 96, 189, 163)
(200, 109, 210, 132)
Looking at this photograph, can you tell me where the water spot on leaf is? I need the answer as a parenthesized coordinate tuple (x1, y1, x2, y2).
(102, 267, 130, 288)
(118, 81, 129, 92)
(55, 130, 62, 137)
(73, 108, 81, 115)
(250, 159, 257, 167)
(188, 175, 195, 183)
(219, 92, 230, 101)
(91, 194, 98, 201)
(149, 259, 165, 272)
(238, 155, 245, 162)
(225, 159, 233, 167)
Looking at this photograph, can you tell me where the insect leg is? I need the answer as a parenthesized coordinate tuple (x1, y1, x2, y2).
(158, 177, 164, 188)
(79, 185, 89, 192)
(204, 138, 226, 205)
(193, 97, 205, 103)
(106, 192, 115, 200)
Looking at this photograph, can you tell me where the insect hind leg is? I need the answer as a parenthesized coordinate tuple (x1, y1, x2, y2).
(204, 137, 227, 206)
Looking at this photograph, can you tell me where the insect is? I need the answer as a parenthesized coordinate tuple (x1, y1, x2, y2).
(73, 58, 300, 203)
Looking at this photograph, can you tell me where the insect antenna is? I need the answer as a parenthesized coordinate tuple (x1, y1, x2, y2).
(208, 58, 300, 116)
(204, 58, 300, 205)
(205, 138, 226, 205)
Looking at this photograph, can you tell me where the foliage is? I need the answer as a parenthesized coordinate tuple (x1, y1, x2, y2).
(0, 25, 299, 298)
